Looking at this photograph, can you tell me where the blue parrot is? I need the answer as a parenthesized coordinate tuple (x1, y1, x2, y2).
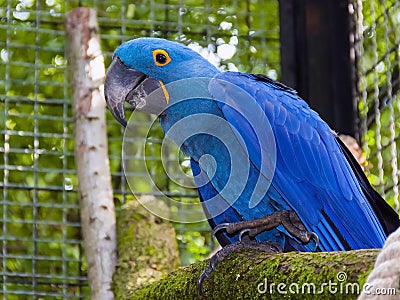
(104, 37, 399, 276)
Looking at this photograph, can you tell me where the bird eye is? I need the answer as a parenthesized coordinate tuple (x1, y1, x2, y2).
(156, 53, 167, 64)
(152, 49, 171, 66)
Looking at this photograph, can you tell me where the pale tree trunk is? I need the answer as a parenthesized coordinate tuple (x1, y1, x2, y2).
(66, 7, 117, 300)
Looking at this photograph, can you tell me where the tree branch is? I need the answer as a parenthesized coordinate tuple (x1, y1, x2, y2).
(113, 199, 380, 299)
(112, 196, 180, 299)
(128, 249, 378, 299)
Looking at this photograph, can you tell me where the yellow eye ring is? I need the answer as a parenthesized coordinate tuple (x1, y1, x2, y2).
(152, 49, 171, 66)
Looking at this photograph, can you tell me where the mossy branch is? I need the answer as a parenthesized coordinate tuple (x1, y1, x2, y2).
(130, 249, 378, 299)
(113, 200, 380, 299)
(113, 196, 180, 299)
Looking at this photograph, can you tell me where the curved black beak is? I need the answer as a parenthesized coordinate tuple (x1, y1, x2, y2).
(104, 57, 168, 126)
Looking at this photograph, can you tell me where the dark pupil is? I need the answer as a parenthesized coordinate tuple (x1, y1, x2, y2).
(156, 53, 167, 64)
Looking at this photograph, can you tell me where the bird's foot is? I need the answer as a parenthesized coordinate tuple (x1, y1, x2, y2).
(214, 210, 319, 247)
(197, 211, 318, 296)
(197, 240, 281, 296)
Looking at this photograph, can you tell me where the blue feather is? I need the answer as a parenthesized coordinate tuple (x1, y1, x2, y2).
(207, 71, 386, 249)
(111, 38, 398, 252)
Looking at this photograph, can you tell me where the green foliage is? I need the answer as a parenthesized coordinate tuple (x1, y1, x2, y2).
(0, 0, 85, 298)
(0, 0, 399, 298)
(358, 1, 400, 210)
(0, 0, 281, 297)
(99, 0, 282, 267)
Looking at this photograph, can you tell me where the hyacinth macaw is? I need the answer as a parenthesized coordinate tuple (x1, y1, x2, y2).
(104, 38, 399, 255)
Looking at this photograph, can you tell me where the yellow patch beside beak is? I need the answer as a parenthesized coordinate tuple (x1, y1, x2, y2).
(159, 80, 169, 104)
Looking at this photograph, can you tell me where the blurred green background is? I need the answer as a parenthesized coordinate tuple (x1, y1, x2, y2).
(0, 0, 399, 298)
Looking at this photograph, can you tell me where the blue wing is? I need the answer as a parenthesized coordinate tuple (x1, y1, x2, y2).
(201, 71, 387, 251)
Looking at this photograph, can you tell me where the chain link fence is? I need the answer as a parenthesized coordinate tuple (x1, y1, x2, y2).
(0, 0, 399, 298)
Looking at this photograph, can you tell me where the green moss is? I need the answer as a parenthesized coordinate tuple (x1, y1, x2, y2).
(112, 197, 180, 299)
(112, 198, 379, 299)
(131, 249, 379, 299)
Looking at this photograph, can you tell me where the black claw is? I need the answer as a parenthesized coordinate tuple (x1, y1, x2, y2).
(309, 232, 319, 250)
(238, 228, 250, 241)
(197, 265, 212, 297)
(210, 258, 218, 271)
(196, 241, 282, 296)
(212, 223, 231, 239)
(199, 212, 318, 295)
(213, 211, 318, 252)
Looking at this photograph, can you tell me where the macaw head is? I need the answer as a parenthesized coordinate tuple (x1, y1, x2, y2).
(104, 37, 220, 126)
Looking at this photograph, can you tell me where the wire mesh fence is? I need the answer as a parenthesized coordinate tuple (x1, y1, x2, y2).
(356, 0, 400, 212)
(0, 0, 399, 299)
(0, 0, 280, 298)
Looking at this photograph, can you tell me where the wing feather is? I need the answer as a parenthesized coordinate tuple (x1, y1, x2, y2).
(208, 71, 388, 250)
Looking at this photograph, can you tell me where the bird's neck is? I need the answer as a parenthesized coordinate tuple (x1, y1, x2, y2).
(159, 96, 224, 158)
